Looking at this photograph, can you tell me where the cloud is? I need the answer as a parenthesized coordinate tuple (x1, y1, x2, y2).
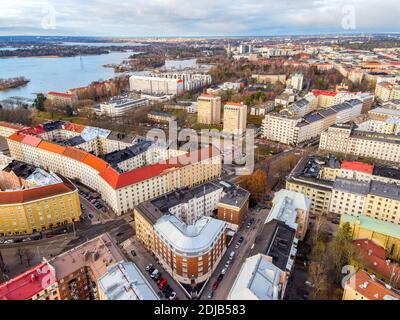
(0, 0, 399, 36)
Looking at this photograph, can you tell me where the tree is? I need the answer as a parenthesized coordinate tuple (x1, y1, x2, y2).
(238, 169, 267, 201)
(32, 93, 46, 111)
(308, 261, 328, 300)
(311, 215, 327, 244)
(329, 222, 354, 283)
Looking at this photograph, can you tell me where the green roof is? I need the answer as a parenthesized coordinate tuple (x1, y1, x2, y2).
(341, 214, 400, 239)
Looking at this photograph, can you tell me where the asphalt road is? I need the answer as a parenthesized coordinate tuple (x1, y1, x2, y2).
(200, 207, 270, 300)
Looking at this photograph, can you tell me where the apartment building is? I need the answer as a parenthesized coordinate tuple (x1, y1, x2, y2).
(290, 73, 304, 91)
(227, 254, 287, 300)
(286, 156, 400, 218)
(343, 270, 400, 300)
(0, 160, 81, 236)
(312, 90, 375, 113)
(319, 123, 400, 164)
(251, 74, 286, 84)
(197, 94, 222, 125)
(262, 99, 363, 145)
(98, 262, 159, 300)
(147, 111, 176, 123)
(47, 91, 77, 107)
(129, 75, 184, 95)
(152, 72, 212, 92)
(266, 189, 311, 241)
(0, 121, 26, 138)
(375, 81, 400, 102)
(134, 199, 227, 287)
(96, 96, 149, 117)
(0, 233, 156, 300)
(6, 122, 222, 215)
(223, 102, 247, 135)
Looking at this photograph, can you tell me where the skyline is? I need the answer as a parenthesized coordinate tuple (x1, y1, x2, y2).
(1, 0, 400, 37)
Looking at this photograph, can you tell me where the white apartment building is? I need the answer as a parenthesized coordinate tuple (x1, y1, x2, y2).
(290, 73, 304, 91)
(262, 100, 363, 145)
(96, 97, 148, 117)
(319, 124, 400, 164)
(151, 72, 212, 92)
(375, 81, 400, 102)
(129, 75, 184, 95)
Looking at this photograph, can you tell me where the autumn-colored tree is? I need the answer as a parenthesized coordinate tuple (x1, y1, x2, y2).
(238, 169, 267, 201)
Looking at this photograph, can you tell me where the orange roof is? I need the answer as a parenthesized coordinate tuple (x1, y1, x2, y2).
(21, 135, 42, 147)
(48, 91, 73, 98)
(225, 102, 242, 107)
(82, 153, 109, 172)
(7, 132, 25, 143)
(0, 182, 75, 205)
(63, 123, 86, 133)
(199, 93, 216, 98)
(0, 121, 25, 130)
(341, 161, 374, 175)
(62, 147, 88, 162)
(100, 145, 219, 189)
(346, 270, 400, 300)
(38, 140, 66, 155)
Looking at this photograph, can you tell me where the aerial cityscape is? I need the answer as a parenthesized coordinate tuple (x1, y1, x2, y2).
(0, 0, 400, 307)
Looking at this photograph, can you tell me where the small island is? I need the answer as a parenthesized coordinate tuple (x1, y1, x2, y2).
(0, 77, 30, 91)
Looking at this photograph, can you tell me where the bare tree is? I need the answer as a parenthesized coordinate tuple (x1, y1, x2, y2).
(311, 215, 327, 244)
(308, 261, 328, 300)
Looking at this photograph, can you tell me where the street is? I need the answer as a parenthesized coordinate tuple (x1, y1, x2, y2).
(200, 207, 270, 300)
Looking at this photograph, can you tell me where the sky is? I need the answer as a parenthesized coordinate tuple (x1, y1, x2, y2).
(0, 0, 399, 37)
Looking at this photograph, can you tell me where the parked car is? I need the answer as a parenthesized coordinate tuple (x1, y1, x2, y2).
(225, 261, 230, 269)
(4, 239, 14, 244)
(207, 291, 214, 299)
(235, 242, 241, 249)
(146, 264, 153, 271)
(229, 251, 235, 261)
(212, 281, 219, 291)
(162, 284, 171, 293)
(217, 274, 224, 282)
(158, 278, 167, 289)
(130, 250, 136, 257)
(168, 292, 177, 300)
(148, 266, 155, 274)
(238, 236, 244, 243)
(150, 269, 159, 279)
(154, 273, 161, 281)
(22, 237, 31, 242)
(221, 268, 227, 275)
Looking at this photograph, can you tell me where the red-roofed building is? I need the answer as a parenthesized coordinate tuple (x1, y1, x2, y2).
(343, 270, 400, 300)
(341, 160, 374, 175)
(312, 89, 337, 97)
(353, 239, 400, 289)
(47, 91, 76, 107)
(0, 262, 57, 300)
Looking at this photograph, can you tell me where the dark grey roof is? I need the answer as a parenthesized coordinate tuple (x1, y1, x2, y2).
(304, 113, 324, 123)
(318, 108, 336, 117)
(43, 120, 65, 132)
(59, 135, 86, 147)
(333, 177, 370, 195)
(3, 160, 36, 179)
(250, 220, 295, 271)
(373, 165, 400, 180)
(370, 180, 400, 201)
(150, 182, 222, 214)
(102, 140, 154, 166)
(107, 131, 137, 144)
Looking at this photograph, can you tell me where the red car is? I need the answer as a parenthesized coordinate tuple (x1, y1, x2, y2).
(158, 278, 167, 290)
(212, 281, 219, 291)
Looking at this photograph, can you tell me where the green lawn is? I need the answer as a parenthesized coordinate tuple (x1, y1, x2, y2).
(34, 111, 88, 125)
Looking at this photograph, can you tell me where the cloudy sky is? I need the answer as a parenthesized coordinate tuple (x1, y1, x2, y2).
(0, 0, 399, 37)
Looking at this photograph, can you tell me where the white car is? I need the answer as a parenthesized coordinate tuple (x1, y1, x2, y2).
(221, 268, 227, 275)
(224, 261, 230, 269)
(169, 292, 177, 300)
(4, 239, 14, 244)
